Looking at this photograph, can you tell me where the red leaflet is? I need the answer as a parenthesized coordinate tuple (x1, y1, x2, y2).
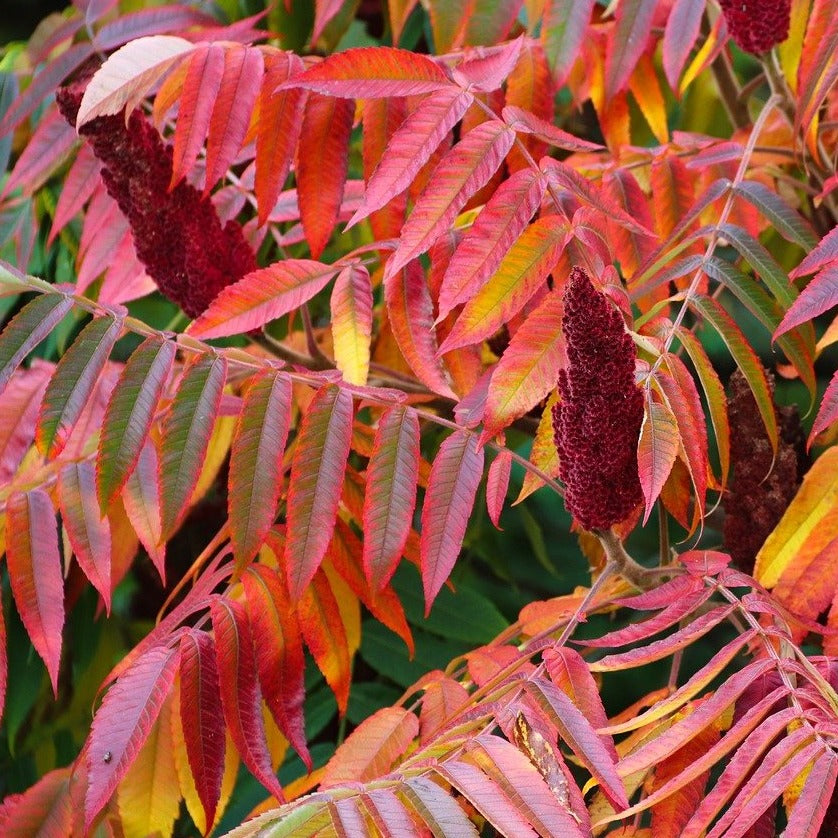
(58, 461, 112, 611)
(418, 671, 469, 742)
(502, 105, 603, 153)
(603, 168, 658, 280)
(485, 451, 511, 529)
(284, 47, 451, 98)
(296, 93, 355, 258)
(77, 211, 130, 293)
(122, 436, 166, 580)
(504, 44, 554, 171)
(1, 362, 50, 481)
(229, 371, 293, 569)
(204, 45, 264, 194)
(321, 707, 419, 786)
(188, 259, 338, 338)
(541, 0, 596, 84)
(543, 647, 614, 755)
(439, 215, 570, 354)
(211, 598, 285, 801)
(362, 406, 420, 590)
(524, 677, 628, 811)
(794, 0, 838, 136)
(76, 35, 195, 126)
(677, 325, 731, 488)
(328, 520, 414, 653)
(350, 88, 473, 229)
(298, 569, 352, 713)
(85, 644, 179, 828)
(437, 167, 546, 321)
(0, 768, 74, 835)
(791, 224, 838, 279)
(482, 289, 566, 439)
(436, 759, 539, 838)
(420, 431, 484, 613)
(96, 336, 176, 511)
(365, 788, 424, 837)
(384, 260, 458, 399)
(582, 588, 710, 649)
(469, 734, 589, 836)
(663, 0, 706, 90)
(454, 37, 523, 92)
(241, 564, 309, 768)
(6, 490, 64, 695)
(0, 41, 95, 136)
(659, 355, 709, 523)
(360, 96, 408, 239)
(811, 369, 838, 445)
(775, 265, 838, 339)
(170, 43, 225, 188)
(386, 120, 516, 278)
(605, 0, 657, 99)
(312, 0, 343, 43)
(591, 605, 736, 671)
(782, 752, 838, 837)
(542, 158, 655, 238)
(48, 145, 101, 244)
(284, 385, 354, 599)
(0, 594, 5, 724)
(178, 630, 225, 832)
(93, 6, 216, 51)
(637, 397, 680, 524)
(256, 52, 305, 226)
(2, 108, 77, 199)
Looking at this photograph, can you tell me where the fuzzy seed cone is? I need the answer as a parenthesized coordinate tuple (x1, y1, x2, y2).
(56, 77, 256, 319)
(719, 0, 790, 55)
(722, 367, 807, 573)
(552, 267, 644, 531)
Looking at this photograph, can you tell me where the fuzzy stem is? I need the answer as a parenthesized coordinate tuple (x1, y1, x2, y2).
(594, 527, 657, 589)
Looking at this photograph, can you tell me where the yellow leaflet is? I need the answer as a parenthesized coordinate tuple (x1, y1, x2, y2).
(453, 205, 482, 230)
(515, 391, 560, 505)
(263, 702, 289, 772)
(331, 267, 372, 386)
(816, 313, 838, 355)
(118, 692, 181, 838)
(806, 111, 821, 164)
(755, 447, 838, 588)
(629, 53, 669, 144)
(190, 412, 236, 505)
(171, 678, 240, 836)
(680, 19, 722, 96)
(778, 0, 810, 95)
(323, 561, 361, 658)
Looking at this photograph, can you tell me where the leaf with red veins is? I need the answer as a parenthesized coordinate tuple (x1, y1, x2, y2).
(85, 645, 179, 828)
(211, 598, 285, 801)
(386, 120, 516, 278)
(6, 490, 64, 695)
(283, 47, 451, 98)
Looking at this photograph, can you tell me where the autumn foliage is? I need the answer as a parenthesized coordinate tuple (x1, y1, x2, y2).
(0, 0, 837, 835)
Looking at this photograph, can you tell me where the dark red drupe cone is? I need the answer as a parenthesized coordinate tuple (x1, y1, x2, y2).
(552, 267, 644, 531)
(719, 0, 791, 54)
(56, 77, 256, 318)
(722, 368, 807, 573)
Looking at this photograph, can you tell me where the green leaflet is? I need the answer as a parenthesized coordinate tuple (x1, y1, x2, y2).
(97, 336, 177, 512)
(37, 314, 122, 458)
(159, 353, 227, 540)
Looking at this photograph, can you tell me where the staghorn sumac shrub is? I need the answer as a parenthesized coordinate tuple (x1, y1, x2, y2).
(0, 1, 837, 836)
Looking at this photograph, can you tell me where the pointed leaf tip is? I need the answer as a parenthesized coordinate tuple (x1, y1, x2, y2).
(421, 432, 484, 614)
